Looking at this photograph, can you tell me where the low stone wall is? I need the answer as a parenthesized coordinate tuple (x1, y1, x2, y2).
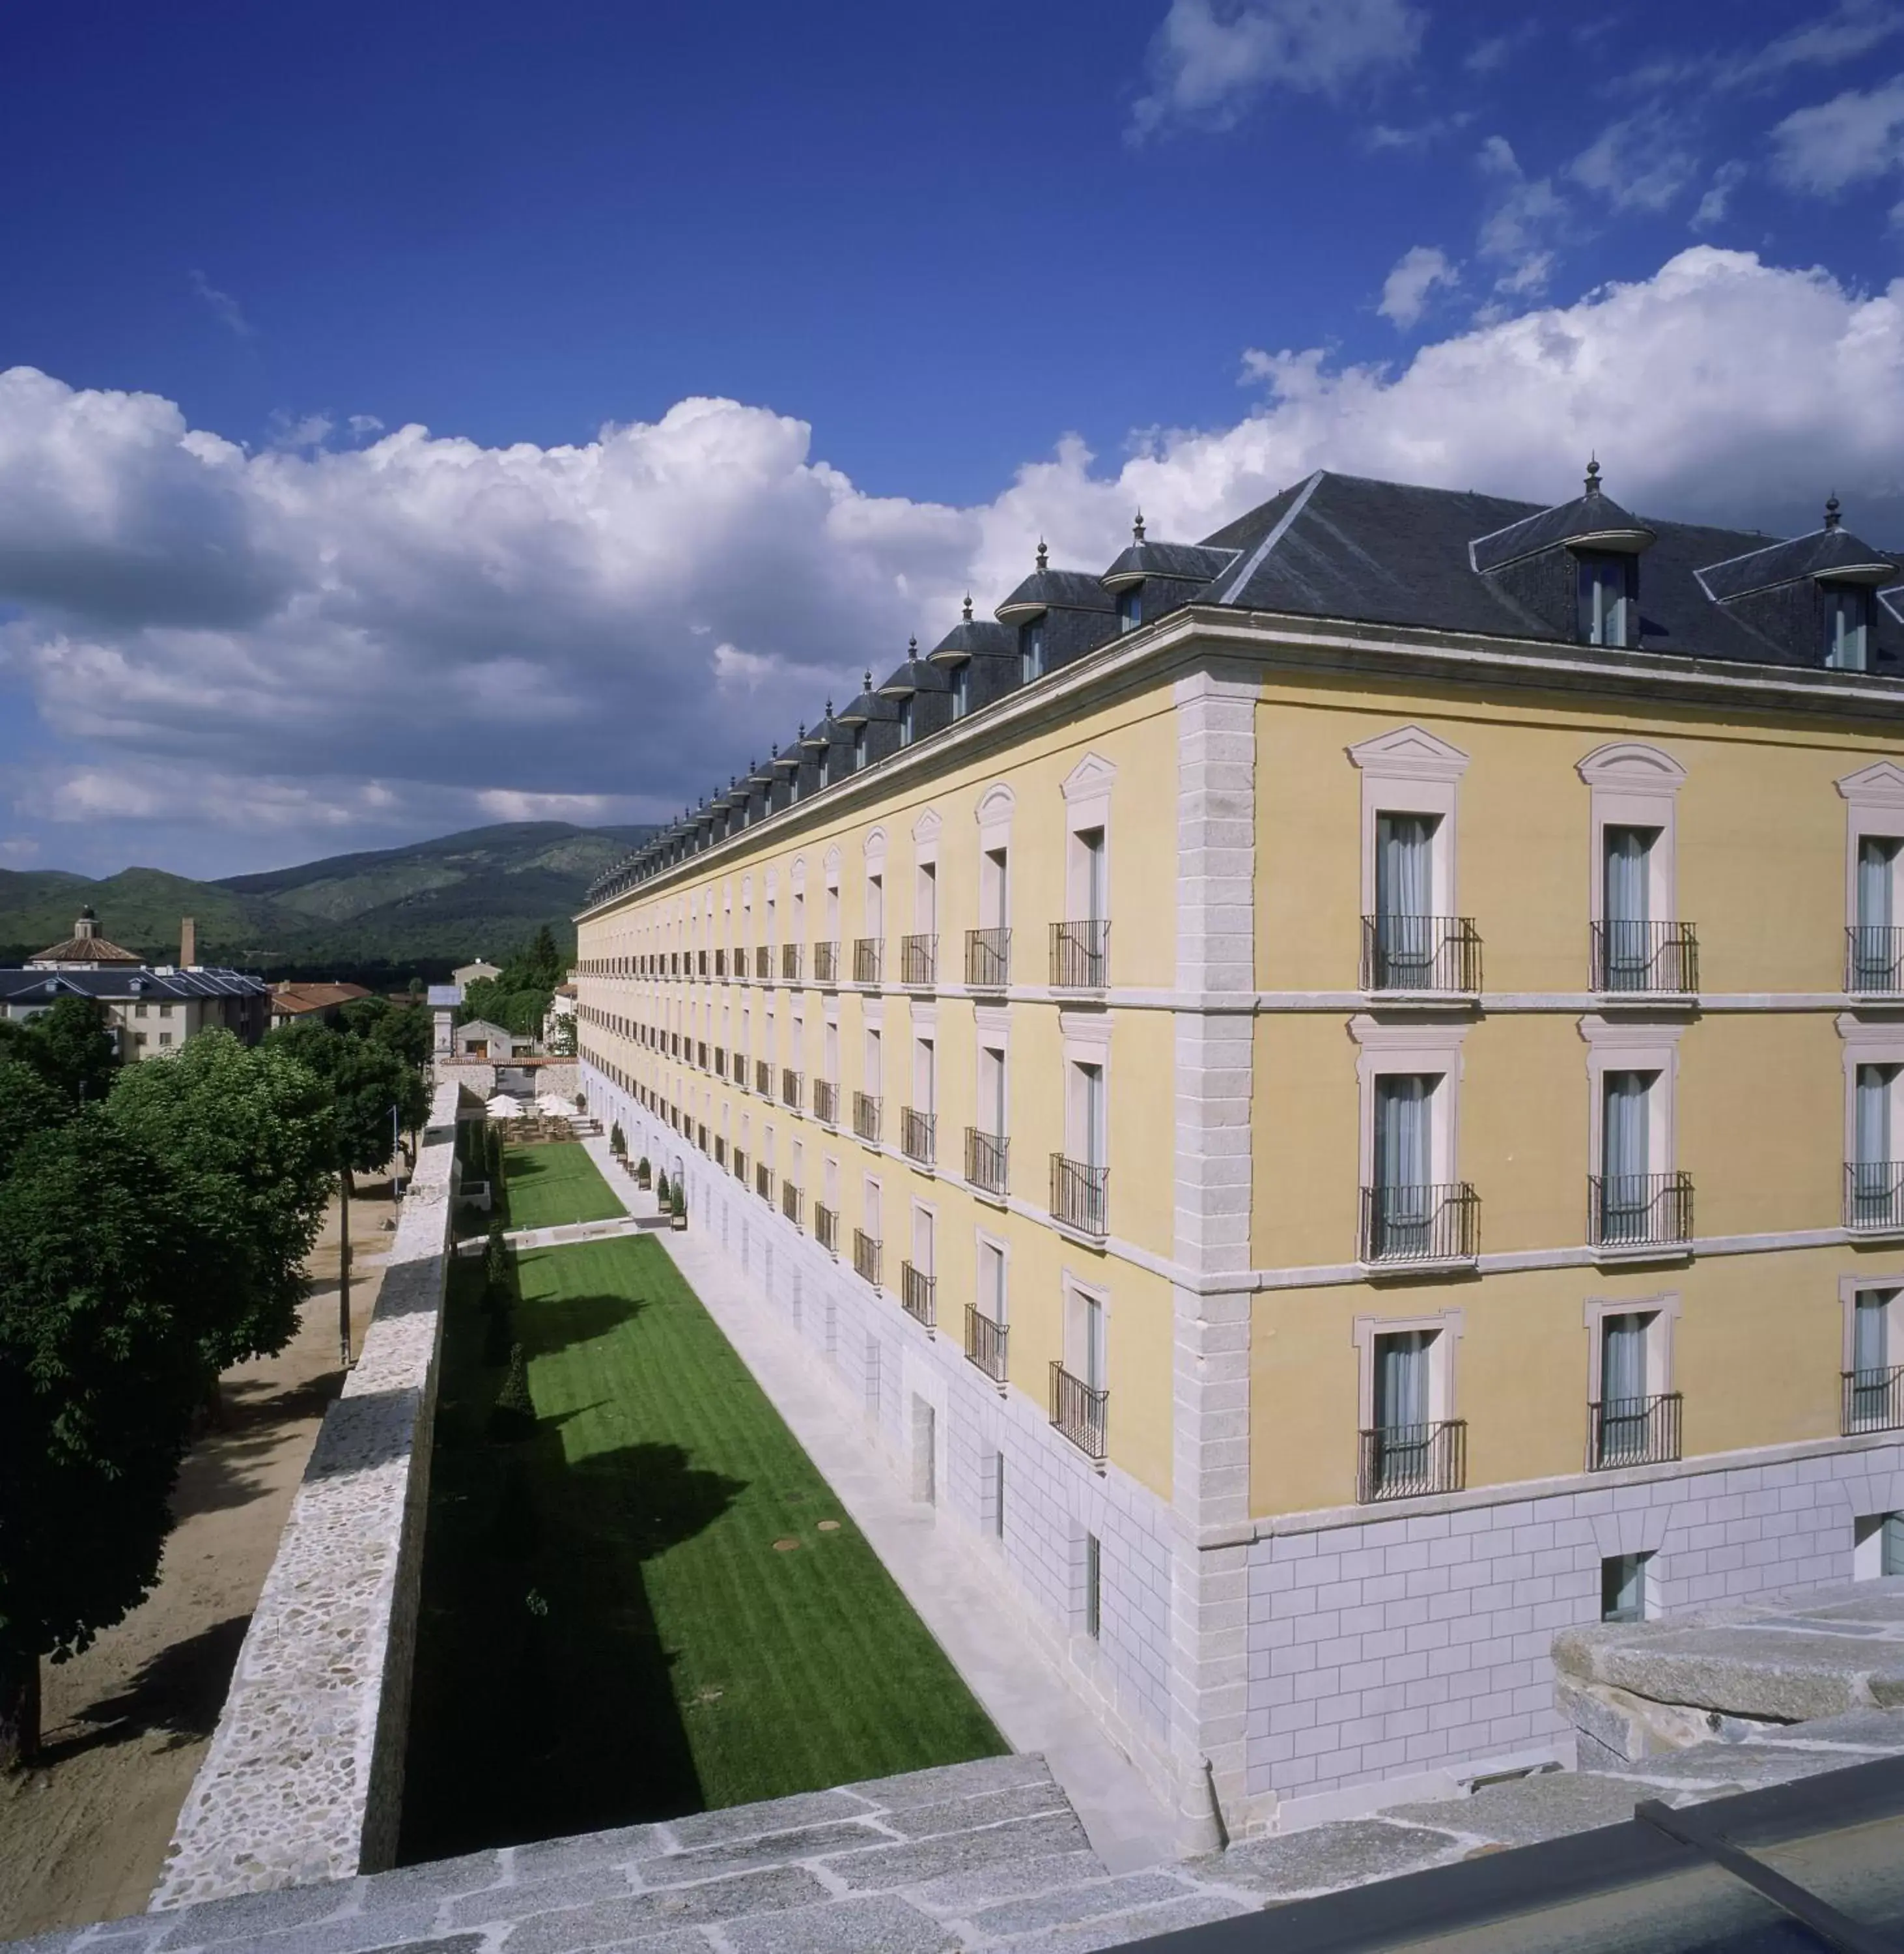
(149, 1081, 464, 1908)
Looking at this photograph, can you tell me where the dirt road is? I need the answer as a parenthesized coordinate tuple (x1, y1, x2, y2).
(0, 1178, 395, 1939)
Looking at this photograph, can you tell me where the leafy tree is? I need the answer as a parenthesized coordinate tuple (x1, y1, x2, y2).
(268, 1021, 428, 1362)
(339, 995, 433, 1069)
(103, 1032, 333, 1381)
(0, 997, 119, 1107)
(0, 1118, 214, 1765)
(461, 926, 569, 1042)
(0, 1058, 66, 1181)
(490, 1342, 535, 1439)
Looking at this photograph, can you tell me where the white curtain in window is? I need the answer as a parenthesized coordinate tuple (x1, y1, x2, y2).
(1376, 814, 1435, 920)
(1602, 1314, 1649, 1406)
(1375, 1074, 1433, 1192)
(1854, 1292, 1890, 1379)
(1375, 1330, 1430, 1432)
(1858, 1064, 1892, 1169)
(1604, 827, 1653, 923)
(1858, 840, 1897, 984)
(1085, 1296, 1106, 1391)
(1603, 1071, 1651, 1182)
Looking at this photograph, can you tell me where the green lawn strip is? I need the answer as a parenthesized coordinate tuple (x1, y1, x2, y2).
(499, 1138, 626, 1231)
(397, 1233, 1002, 1862)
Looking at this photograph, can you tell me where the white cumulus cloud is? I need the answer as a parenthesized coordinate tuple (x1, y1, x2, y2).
(5, 248, 1904, 872)
(1378, 246, 1459, 329)
(1130, 0, 1423, 138)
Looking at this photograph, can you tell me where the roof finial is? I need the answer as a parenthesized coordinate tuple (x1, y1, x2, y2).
(863, 668, 872, 692)
(962, 591, 973, 621)
(1035, 538, 1048, 571)
(1826, 492, 1843, 531)
(1584, 454, 1601, 498)
(908, 634, 917, 657)
(824, 698, 833, 716)
(1133, 510, 1146, 543)
(798, 722, 805, 739)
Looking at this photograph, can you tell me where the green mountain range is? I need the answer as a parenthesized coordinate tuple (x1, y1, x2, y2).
(0, 822, 656, 977)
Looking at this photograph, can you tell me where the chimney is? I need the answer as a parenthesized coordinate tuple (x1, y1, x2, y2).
(179, 916, 197, 968)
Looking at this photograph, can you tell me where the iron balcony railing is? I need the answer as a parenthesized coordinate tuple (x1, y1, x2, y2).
(899, 1261, 936, 1330)
(1843, 1363, 1904, 1434)
(781, 941, 802, 982)
(1051, 1152, 1108, 1237)
(814, 1202, 838, 1254)
(966, 1127, 1009, 1196)
(1360, 1182, 1479, 1265)
(1589, 1392, 1683, 1469)
(1846, 925, 1904, 994)
(733, 1051, 747, 1085)
(1590, 919, 1699, 993)
(1589, 1170, 1694, 1251)
(755, 1058, 772, 1096)
(853, 937, 883, 984)
(901, 932, 938, 986)
(966, 926, 1011, 988)
(813, 940, 840, 984)
(781, 1067, 802, 1111)
(755, 946, 771, 980)
(713, 1045, 725, 1076)
(733, 1149, 747, 1183)
(1360, 914, 1483, 993)
(852, 1228, 882, 1286)
(1845, 1160, 1904, 1232)
(813, 1078, 839, 1126)
(1358, 1419, 1466, 1502)
(901, 1106, 936, 1167)
(1049, 1362, 1107, 1462)
(965, 1308, 1007, 1383)
(755, 1163, 772, 1203)
(714, 1136, 727, 1167)
(853, 1091, 882, 1144)
(1050, 918, 1110, 989)
(698, 950, 708, 978)
(781, 1181, 803, 1229)
(714, 950, 726, 978)
(697, 1041, 709, 1071)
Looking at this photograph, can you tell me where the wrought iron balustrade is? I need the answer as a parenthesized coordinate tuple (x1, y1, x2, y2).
(966, 1127, 1009, 1196)
(900, 933, 938, 987)
(1360, 1182, 1479, 1265)
(814, 1202, 838, 1253)
(900, 1261, 936, 1329)
(1050, 1152, 1108, 1237)
(781, 1181, 803, 1228)
(781, 1068, 802, 1111)
(965, 1308, 1007, 1383)
(781, 942, 802, 982)
(1845, 1160, 1904, 1232)
(1843, 1363, 1904, 1434)
(1589, 1170, 1694, 1251)
(1846, 925, 1904, 994)
(854, 937, 883, 984)
(901, 1106, 936, 1167)
(853, 1091, 882, 1144)
(1591, 920, 1699, 993)
(813, 1079, 839, 1126)
(1049, 1362, 1107, 1461)
(1050, 919, 1110, 989)
(852, 1228, 882, 1286)
(1361, 914, 1483, 993)
(755, 946, 771, 980)
(755, 1059, 771, 1096)
(1589, 1391, 1682, 1469)
(755, 1163, 772, 1202)
(1358, 1419, 1465, 1501)
(966, 926, 1011, 988)
(813, 941, 840, 985)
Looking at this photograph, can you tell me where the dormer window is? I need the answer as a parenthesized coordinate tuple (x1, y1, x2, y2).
(1116, 586, 1142, 632)
(950, 659, 970, 719)
(818, 745, 831, 789)
(853, 724, 869, 771)
(1577, 553, 1635, 648)
(1828, 587, 1871, 672)
(898, 694, 915, 746)
(1020, 618, 1046, 683)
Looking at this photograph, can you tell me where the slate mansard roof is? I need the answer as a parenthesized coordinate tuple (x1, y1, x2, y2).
(0, 965, 270, 1010)
(587, 467, 1904, 907)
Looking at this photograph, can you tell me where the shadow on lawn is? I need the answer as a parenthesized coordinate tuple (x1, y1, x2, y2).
(397, 1271, 745, 1863)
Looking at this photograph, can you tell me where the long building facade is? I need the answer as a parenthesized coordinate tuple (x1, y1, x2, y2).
(574, 467, 1904, 1841)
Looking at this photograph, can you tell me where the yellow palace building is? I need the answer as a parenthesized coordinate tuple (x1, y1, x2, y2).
(574, 465, 1904, 1842)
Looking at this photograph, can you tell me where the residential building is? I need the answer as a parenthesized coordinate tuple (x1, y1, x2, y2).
(454, 1017, 520, 1060)
(267, 979, 373, 1030)
(427, 983, 464, 1058)
(7, 909, 268, 1057)
(452, 958, 501, 987)
(573, 466, 1904, 1841)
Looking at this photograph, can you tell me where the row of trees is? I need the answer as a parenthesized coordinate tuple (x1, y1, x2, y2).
(0, 995, 430, 1768)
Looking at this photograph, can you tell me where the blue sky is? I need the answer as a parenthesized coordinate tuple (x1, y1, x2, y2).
(5, 0, 1904, 879)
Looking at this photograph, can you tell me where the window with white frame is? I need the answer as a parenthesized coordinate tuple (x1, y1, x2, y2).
(1827, 586, 1872, 671)
(911, 1203, 934, 1277)
(914, 1036, 935, 1114)
(866, 871, 884, 941)
(1838, 764, 1904, 991)
(1067, 1059, 1106, 1172)
(1844, 1277, 1904, 1434)
(977, 1236, 1007, 1325)
(1578, 743, 1688, 991)
(1063, 1281, 1108, 1393)
(1843, 1025, 1904, 1230)
(1582, 1018, 1684, 1249)
(863, 1027, 882, 1097)
(977, 1042, 1007, 1137)
(915, 858, 936, 935)
(981, 845, 1009, 930)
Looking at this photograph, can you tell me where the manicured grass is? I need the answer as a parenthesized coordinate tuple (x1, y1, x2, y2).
(399, 1234, 1003, 1861)
(498, 1139, 625, 1231)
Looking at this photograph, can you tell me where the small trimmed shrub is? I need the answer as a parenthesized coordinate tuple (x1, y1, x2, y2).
(609, 1121, 626, 1157)
(490, 1342, 536, 1439)
(483, 1223, 509, 1293)
(483, 1301, 514, 1366)
(655, 1170, 669, 1204)
(669, 1184, 686, 1221)
(636, 1154, 651, 1187)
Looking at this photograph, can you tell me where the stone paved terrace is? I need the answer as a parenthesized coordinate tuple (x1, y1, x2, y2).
(14, 1705, 1904, 1954)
